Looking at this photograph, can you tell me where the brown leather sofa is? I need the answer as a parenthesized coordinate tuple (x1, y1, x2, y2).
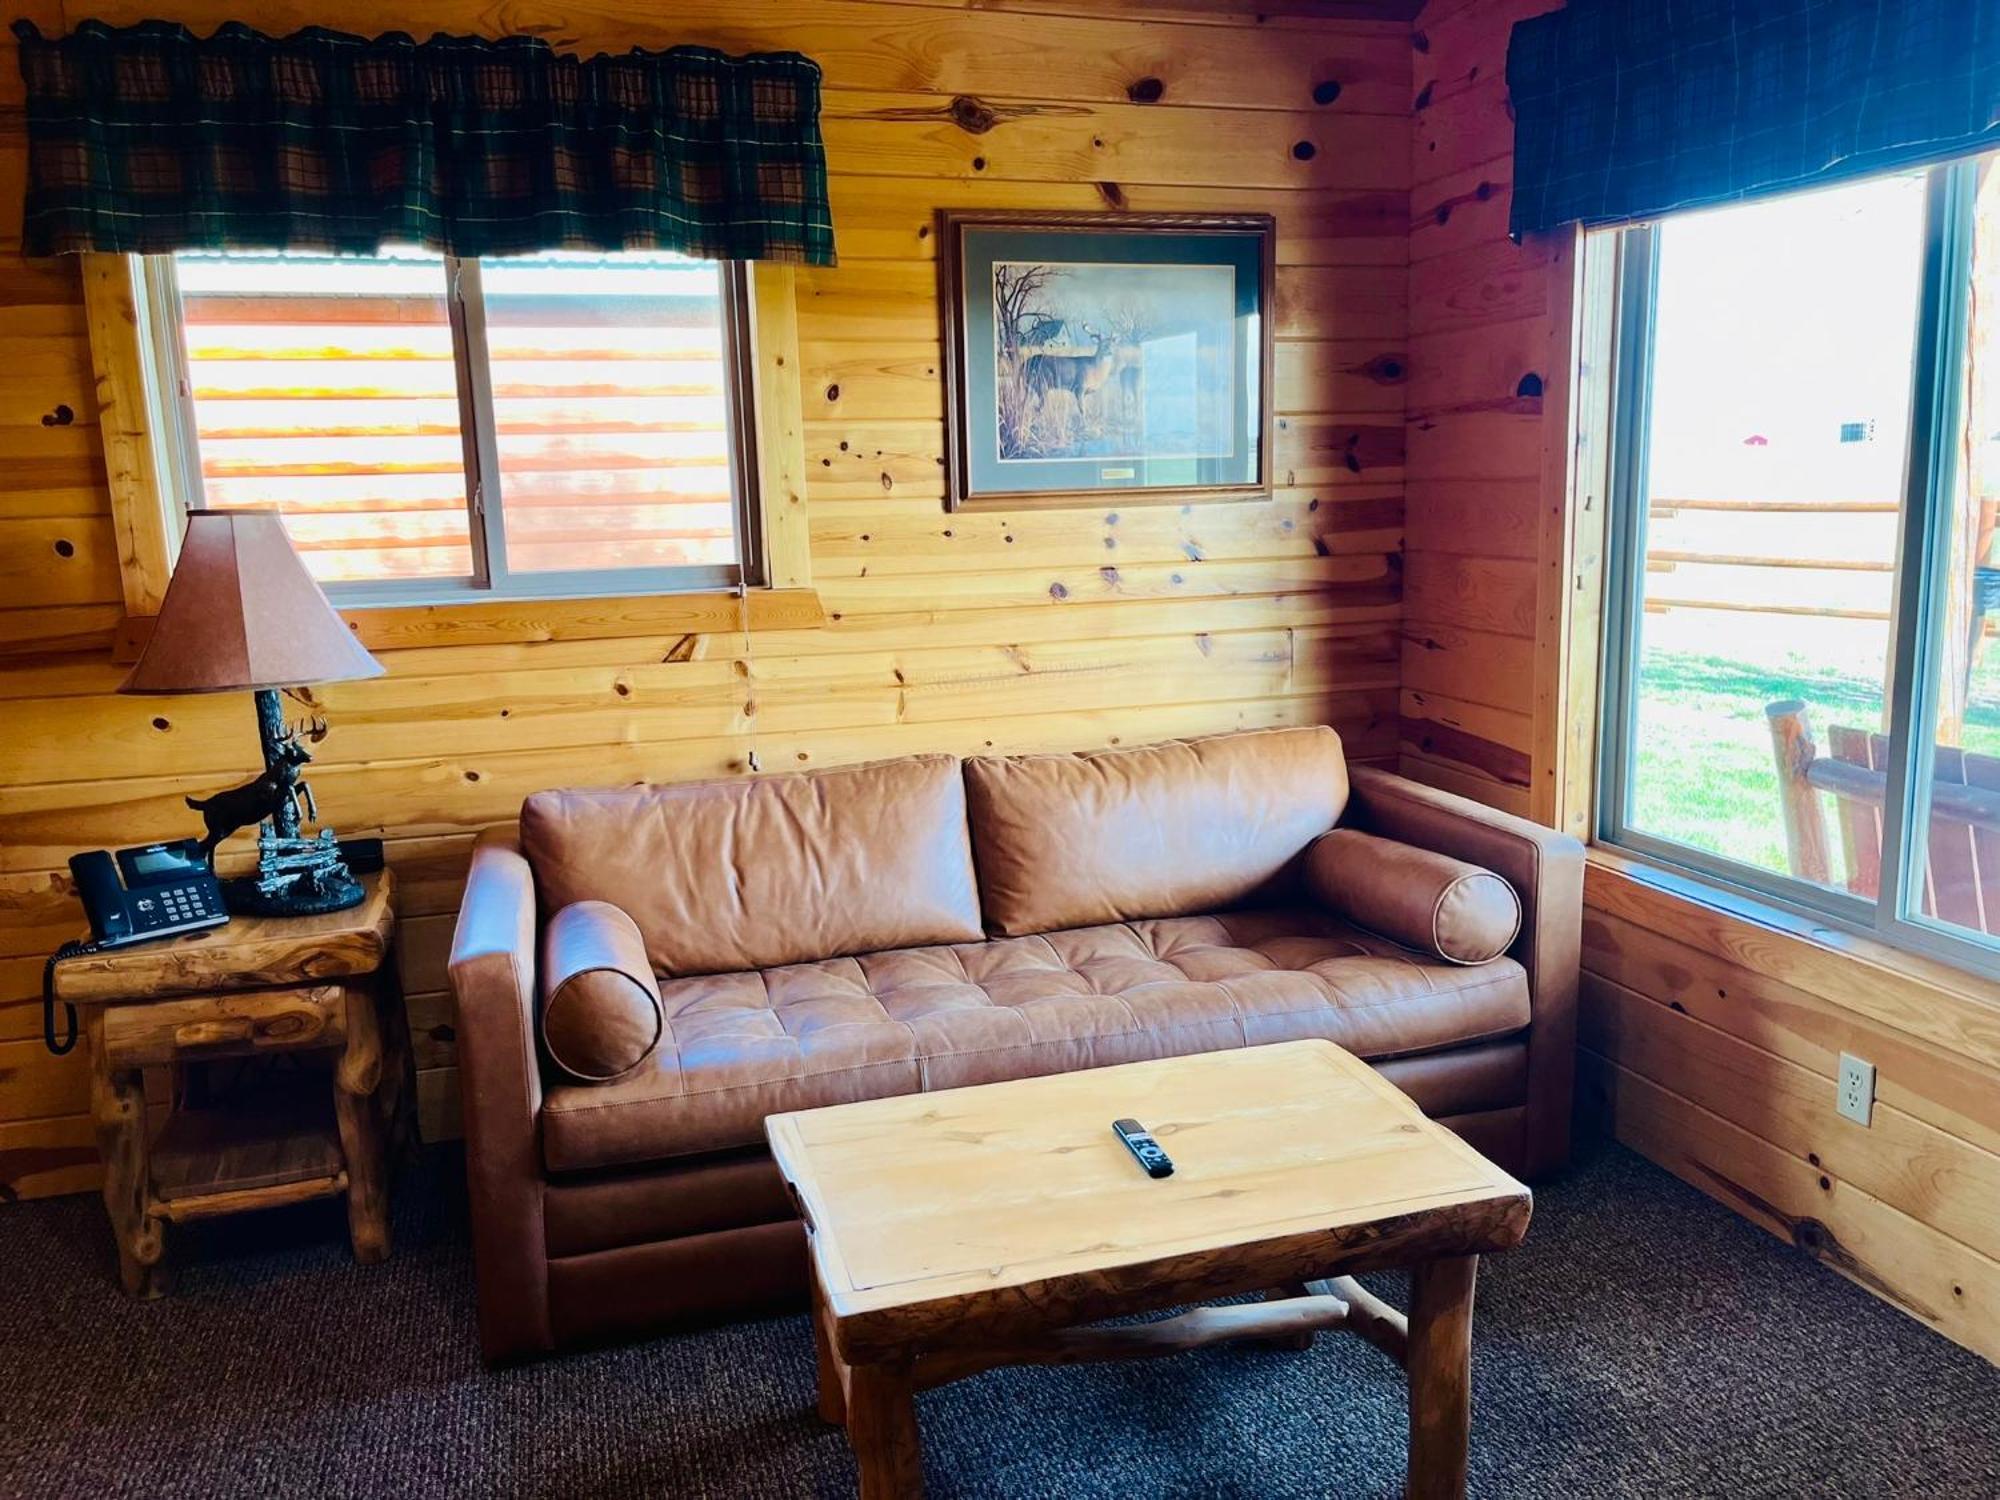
(448, 726, 1583, 1361)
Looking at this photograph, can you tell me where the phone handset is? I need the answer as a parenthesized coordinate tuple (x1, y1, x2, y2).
(71, 850, 133, 944)
(43, 852, 128, 1055)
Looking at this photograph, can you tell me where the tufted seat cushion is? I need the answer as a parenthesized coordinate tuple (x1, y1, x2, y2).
(537, 907, 1531, 1174)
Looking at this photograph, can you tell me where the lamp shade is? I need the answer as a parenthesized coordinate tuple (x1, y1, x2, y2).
(119, 510, 385, 695)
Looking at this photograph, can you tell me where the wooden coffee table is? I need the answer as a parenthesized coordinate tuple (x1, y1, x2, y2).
(766, 1039, 1531, 1500)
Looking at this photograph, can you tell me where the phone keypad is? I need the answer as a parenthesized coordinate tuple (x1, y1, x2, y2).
(144, 881, 221, 931)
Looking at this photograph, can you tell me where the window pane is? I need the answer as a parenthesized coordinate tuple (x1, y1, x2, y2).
(1909, 153, 2000, 947)
(1622, 174, 1928, 894)
(175, 249, 473, 585)
(477, 252, 741, 575)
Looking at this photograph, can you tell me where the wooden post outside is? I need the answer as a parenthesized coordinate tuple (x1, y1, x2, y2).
(1766, 700, 1832, 884)
(1405, 1255, 1478, 1500)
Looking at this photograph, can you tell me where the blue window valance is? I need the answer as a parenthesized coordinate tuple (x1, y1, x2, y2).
(13, 19, 836, 263)
(1508, 0, 2000, 238)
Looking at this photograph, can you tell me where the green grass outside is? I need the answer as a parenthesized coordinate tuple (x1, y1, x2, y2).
(1628, 647, 2000, 880)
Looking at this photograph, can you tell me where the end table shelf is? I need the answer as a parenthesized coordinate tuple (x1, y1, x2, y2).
(51, 870, 414, 1296)
(149, 1099, 346, 1218)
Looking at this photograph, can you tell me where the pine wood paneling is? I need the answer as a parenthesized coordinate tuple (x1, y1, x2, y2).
(1583, 857, 2000, 1366)
(1400, 0, 1567, 810)
(0, 3, 1412, 1195)
(1579, 1051, 2000, 1365)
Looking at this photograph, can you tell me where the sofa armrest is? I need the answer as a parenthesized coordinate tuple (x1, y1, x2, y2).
(1342, 766, 1584, 1178)
(448, 826, 552, 1360)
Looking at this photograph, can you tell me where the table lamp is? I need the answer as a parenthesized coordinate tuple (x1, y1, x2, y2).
(120, 509, 385, 916)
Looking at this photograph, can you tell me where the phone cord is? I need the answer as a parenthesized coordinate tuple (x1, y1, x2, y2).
(42, 939, 94, 1056)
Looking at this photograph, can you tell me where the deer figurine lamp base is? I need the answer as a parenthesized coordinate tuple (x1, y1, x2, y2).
(189, 689, 366, 919)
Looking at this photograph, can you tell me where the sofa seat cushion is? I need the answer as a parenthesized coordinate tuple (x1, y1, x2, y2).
(538, 907, 1531, 1174)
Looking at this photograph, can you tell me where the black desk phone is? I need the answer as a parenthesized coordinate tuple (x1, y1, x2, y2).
(74, 842, 228, 946)
(42, 841, 229, 1056)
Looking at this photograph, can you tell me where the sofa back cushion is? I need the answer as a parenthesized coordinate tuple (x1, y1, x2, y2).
(519, 754, 984, 977)
(963, 726, 1350, 937)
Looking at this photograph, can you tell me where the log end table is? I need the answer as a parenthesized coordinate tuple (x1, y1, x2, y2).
(50, 870, 414, 1297)
(767, 1039, 1531, 1500)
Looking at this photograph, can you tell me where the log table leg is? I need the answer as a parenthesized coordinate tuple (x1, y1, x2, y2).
(810, 1263, 848, 1426)
(86, 1011, 167, 1298)
(371, 966, 423, 1172)
(846, 1362, 924, 1500)
(1405, 1255, 1477, 1500)
(1258, 1285, 1319, 1350)
(333, 986, 391, 1264)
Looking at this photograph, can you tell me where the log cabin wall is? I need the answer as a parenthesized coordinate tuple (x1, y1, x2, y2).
(0, 1, 1415, 1196)
(1401, 0, 1572, 820)
(1401, 0, 2000, 1363)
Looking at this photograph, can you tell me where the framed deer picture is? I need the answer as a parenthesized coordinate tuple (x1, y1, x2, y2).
(937, 210, 1276, 511)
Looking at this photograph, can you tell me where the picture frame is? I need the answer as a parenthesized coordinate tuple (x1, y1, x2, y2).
(936, 210, 1276, 513)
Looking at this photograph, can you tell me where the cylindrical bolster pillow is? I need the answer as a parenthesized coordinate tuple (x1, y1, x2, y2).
(1303, 828, 1521, 964)
(540, 901, 665, 1083)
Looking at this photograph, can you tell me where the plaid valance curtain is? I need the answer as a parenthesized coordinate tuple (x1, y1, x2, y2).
(1508, 0, 2000, 238)
(13, 19, 835, 263)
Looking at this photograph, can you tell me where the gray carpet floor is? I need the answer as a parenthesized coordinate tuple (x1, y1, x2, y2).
(0, 1138, 1994, 1499)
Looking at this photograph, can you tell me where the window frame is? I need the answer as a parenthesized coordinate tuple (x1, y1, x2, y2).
(149, 249, 763, 605)
(1595, 156, 1997, 980)
(82, 249, 818, 645)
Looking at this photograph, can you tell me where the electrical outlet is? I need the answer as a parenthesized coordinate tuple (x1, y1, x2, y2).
(1837, 1052, 1876, 1127)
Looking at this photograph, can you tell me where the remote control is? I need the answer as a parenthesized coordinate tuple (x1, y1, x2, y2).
(1112, 1118, 1174, 1178)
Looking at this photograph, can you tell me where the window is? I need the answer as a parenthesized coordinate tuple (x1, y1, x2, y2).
(148, 247, 762, 603)
(1598, 151, 2000, 973)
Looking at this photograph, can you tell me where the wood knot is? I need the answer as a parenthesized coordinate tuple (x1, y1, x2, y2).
(1127, 76, 1165, 104)
(1517, 372, 1544, 399)
(1096, 181, 1127, 209)
(41, 403, 73, 427)
(1312, 80, 1342, 106)
(1291, 141, 1317, 161)
(948, 95, 1000, 134)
